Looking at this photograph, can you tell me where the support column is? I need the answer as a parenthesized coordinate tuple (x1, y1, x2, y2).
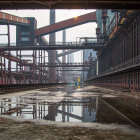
(19, 50, 22, 84)
(8, 51, 12, 84)
(62, 30, 66, 82)
(0, 51, 3, 84)
(7, 24, 10, 46)
(16, 51, 18, 84)
(102, 10, 107, 38)
(7, 24, 12, 84)
(39, 50, 41, 83)
(33, 50, 35, 83)
(48, 10, 56, 83)
(3, 53, 7, 84)
(41, 50, 43, 83)
(44, 50, 46, 83)
(96, 28, 100, 76)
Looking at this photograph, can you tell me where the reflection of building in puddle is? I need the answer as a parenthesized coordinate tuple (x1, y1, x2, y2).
(44, 97, 98, 122)
(121, 93, 140, 113)
(0, 95, 99, 122)
(82, 97, 98, 122)
(0, 97, 25, 115)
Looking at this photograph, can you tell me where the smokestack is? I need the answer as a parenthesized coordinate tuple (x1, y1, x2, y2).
(48, 10, 56, 83)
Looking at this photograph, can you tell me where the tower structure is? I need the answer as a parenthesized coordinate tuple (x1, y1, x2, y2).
(48, 10, 56, 83)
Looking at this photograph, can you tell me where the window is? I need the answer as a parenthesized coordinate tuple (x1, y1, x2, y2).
(21, 37, 29, 41)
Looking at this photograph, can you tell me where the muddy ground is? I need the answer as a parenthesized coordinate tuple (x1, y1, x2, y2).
(0, 116, 140, 140)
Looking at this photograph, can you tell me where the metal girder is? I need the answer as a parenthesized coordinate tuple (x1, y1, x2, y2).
(35, 11, 96, 37)
(25, 62, 92, 67)
(56, 69, 88, 71)
(2, 52, 29, 64)
(38, 63, 92, 67)
(0, 43, 104, 51)
(0, 1, 140, 9)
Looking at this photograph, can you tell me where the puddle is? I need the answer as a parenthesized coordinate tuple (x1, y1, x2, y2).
(0, 85, 139, 126)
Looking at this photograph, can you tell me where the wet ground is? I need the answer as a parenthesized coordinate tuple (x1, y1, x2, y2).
(0, 84, 140, 139)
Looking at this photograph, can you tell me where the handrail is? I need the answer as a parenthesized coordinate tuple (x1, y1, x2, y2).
(91, 55, 140, 79)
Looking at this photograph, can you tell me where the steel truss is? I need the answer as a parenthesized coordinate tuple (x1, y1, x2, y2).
(0, 49, 48, 84)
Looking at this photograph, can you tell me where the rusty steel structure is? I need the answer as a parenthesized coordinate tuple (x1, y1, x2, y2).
(87, 10, 140, 92)
(0, 50, 48, 84)
(0, 8, 140, 94)
(0, 11, 98, 84)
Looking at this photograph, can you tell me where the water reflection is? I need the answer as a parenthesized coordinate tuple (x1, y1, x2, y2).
(121, 92, 140, 113)
(0, 85, 139, 125)
(0, 95, 98, 122)
(44, 97, 98, 122)
(0, 85, 98, 122)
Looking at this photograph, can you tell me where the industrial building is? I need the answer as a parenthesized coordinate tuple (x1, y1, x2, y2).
(0, 1, 140, 139)
(1, 9, 140, 91)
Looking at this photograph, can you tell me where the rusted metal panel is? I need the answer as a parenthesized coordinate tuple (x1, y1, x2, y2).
(35, 12, 96, 37)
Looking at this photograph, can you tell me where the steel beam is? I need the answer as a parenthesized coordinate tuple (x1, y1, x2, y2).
(0, 44, 104, 51)
(0, 1, 140, 9)
(35, 12, 96, 37)
(36, 63, 92, 67)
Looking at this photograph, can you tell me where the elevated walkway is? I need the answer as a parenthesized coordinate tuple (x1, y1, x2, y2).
(0, 42, 104, 51)
(37, 62, 92, 67)
(0, 11, 30, 26)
